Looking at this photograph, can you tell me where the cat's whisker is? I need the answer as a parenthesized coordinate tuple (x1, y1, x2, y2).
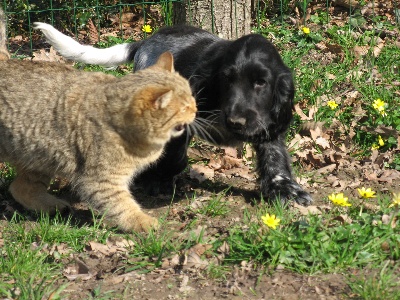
(195, 116, 225, 140)
(196, 109, 221, 117)
(190, 119, 220, 144)
(196, 115, 221, 129)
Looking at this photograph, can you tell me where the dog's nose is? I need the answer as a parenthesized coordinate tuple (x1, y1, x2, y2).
(227, 117, 246, 129)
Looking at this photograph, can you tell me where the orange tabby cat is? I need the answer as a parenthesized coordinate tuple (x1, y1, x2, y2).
(0, 50, 196, 232)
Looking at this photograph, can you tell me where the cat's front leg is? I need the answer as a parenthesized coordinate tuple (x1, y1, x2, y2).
(78, 178, 158, 232)
(9, 170, 70, 213)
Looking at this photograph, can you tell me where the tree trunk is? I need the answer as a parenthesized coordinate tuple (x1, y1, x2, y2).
(173, 0, 252, 39)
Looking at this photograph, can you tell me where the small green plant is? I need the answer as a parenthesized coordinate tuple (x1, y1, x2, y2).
(224, 193, 400, 274)
(127, 227, 176, 269)
(0, 162, 16, 189)
(192, 190, 230, 217)
(347, 261, 400, 300)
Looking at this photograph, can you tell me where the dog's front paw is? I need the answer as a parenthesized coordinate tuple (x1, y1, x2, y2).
(264, 176, 312, 206)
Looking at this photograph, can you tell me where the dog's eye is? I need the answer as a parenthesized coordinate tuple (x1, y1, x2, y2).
(254, 79, 267, 88)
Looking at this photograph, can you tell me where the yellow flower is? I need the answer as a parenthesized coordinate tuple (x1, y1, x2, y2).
(371, 144, 379, 150)
(371, 136, 385, 150)
(357, 187, 376, 199)
(389, 193, 400, 208)
(142, 24, 152, 33)
(378, 135, 384, 147)
(327, 100, 338, 110)
(328, 193, 352, 207)
(372, 99, 387, 116)
(302, 27, 310, 34)
(261, 213, 281, 229)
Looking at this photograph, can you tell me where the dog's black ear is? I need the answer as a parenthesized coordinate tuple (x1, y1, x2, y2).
(272, 72, 294, 132)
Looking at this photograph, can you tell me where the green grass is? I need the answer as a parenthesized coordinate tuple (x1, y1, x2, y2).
(347, 261, 400, 300)
(189, 189, 231, 217)
(0, 212, 110, 298)
(224, 196, 400, 273)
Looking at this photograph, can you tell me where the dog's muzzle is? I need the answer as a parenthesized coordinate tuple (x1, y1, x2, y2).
(226, 116, 247, 131)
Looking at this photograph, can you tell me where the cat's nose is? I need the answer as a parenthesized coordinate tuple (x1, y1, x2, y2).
(226, 117, 246, 130)
(174, 124, 185, 132)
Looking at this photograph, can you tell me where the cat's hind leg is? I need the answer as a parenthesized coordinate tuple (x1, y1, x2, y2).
(9, 171, 70, 213)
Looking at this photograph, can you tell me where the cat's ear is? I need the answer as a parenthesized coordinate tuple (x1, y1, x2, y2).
(154, 52, 175, 73)
(154, 90, 173, 109)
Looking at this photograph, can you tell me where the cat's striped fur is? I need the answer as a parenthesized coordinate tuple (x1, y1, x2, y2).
(0, 52, 196, 232)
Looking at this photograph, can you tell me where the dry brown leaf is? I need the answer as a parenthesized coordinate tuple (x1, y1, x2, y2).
(217, 241, 230, 255)
(382, 214, 397, 229)
(294, 104, 312, 121)
(64, 259, 94, 281)
(32, 47, 64, 62)
(315, 41, 328, 51)
(382, 214, 391, 225)
(333, 0, 361, 9)
(373, 42, 385, 57)
(381, 241, 390, 251)
(219, 155, 243, 170)
(316, 164, 337, 175)
(362, 202, 380, 211)
(107, 236, 134, 249)
(161, 254, 181, 269)
(353, 45, 369, 57)
(86, 19, 99, 45)
(378, 170, 400, 183)
(333, 214, 352, 224)
(208, 156, 222, 170)
(186, 251, 209, 269)
(315, 136, 330, 149)
(51, 243, 71, 256)
(87, 241, 122, 256)
(309, 126, 325, 141)
(327, 73, 336, 80)
(325, 43, 344, 54)
(291, 202, 329, 215)
(244, 144, 254, 160)
(306, 152, 325, 168)
(222, 146, 238, 158)
(189, 164, 214, 183)
(190, 243, 213, 256)
(187, 147, 212, 160)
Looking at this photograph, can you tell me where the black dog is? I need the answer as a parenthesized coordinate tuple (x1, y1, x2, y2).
(34, 23, 312, 206)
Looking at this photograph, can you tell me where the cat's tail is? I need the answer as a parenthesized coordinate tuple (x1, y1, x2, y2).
(0, 7, 10, 60)
(33, 22, 139, 68)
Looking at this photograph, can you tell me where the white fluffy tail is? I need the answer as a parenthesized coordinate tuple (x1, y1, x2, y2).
(33, 22, 131, 67)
